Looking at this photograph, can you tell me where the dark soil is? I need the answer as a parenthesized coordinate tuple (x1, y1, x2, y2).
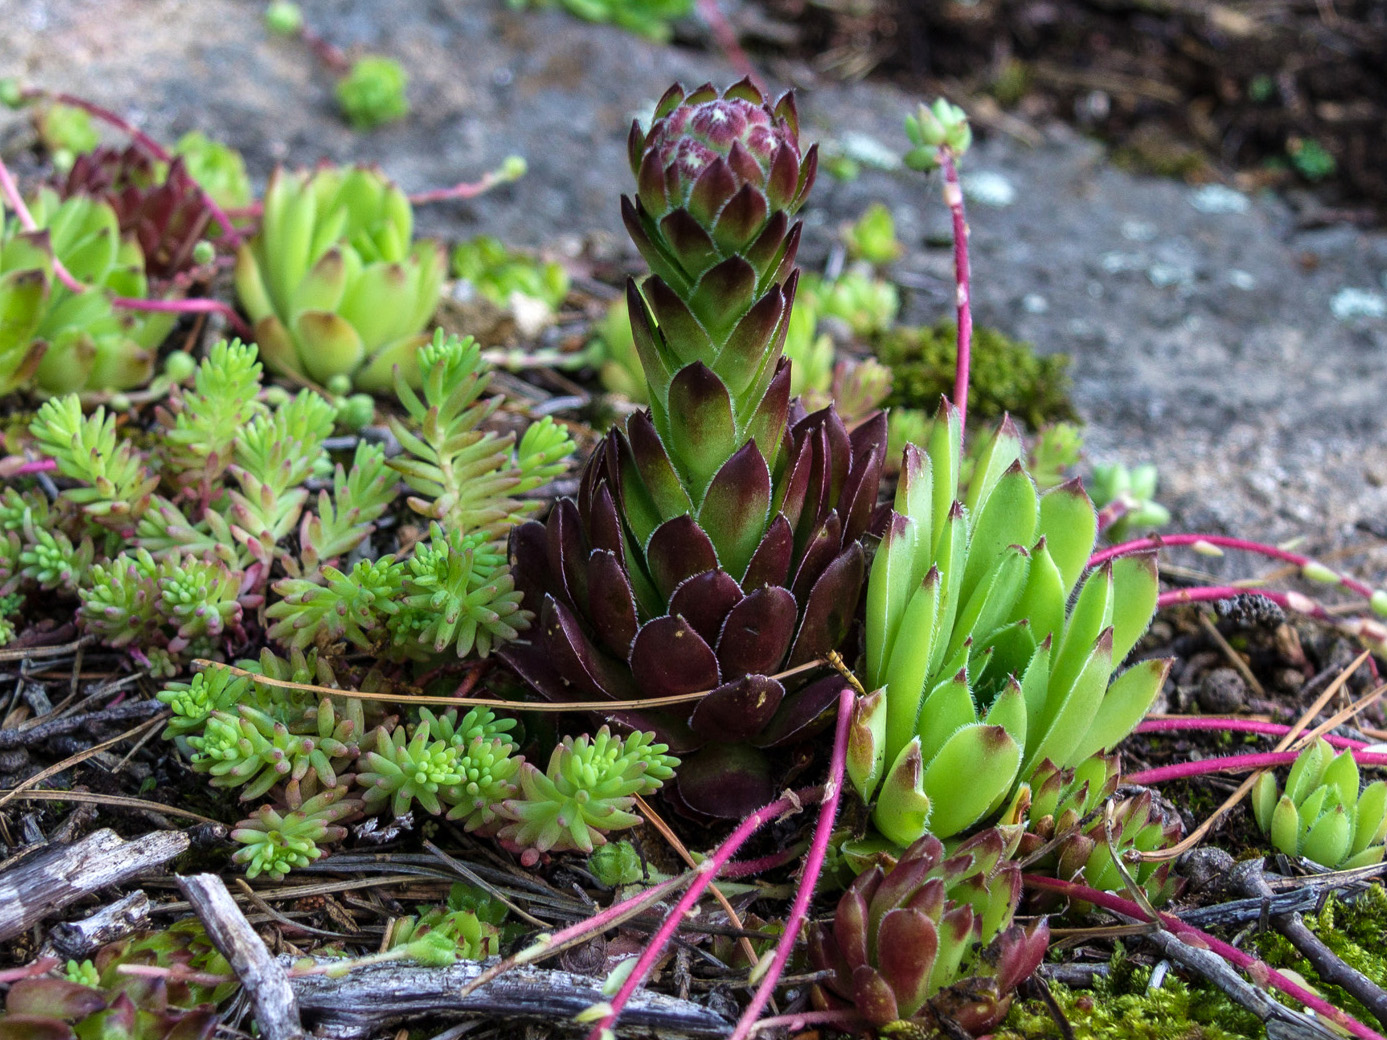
(756, 0, 1387, 224)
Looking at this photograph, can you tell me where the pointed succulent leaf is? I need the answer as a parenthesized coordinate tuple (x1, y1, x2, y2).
(688, 674, 785, 742)
(666, 362, 738, 495)
(848, 688, 888, 803)
(714, 586, 796, 678)
(1321, 747, 1361, 809)
(1252, 770, 1280, 835)
(873, 739, 933, 848)
(668, 569, 743, 646)
(876, 908, 940, 1019)
(1286, 738, 1331, 805)
(1050, 564, 1114, 702)
(628, 615, 721, 699)
(1303, 805, 1352, 868)
(1353, 782, 1387, 855)
(1270, 794, 1302, 856)
(964, 416, 1024, 517)
(914, 670, 979, 767)
(921, 724, 1022, 838)
(1037, 479, 1098, 594)
(1025, 630, 1113, 775)
(1065, 657, 1171, 765)
(697, 441, 772, 579)
(881, 566, 941, 762)
(960, 463, 1038, 606)
(927, 400, 962, 553)
(1110, 551, 1159, 663)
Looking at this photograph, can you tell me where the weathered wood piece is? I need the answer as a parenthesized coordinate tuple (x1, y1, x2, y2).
(177, 873, 304, 1040)
(0, 829, 188, 943)
(288, 957, 733, 1039)
(46, 890, 152, 958)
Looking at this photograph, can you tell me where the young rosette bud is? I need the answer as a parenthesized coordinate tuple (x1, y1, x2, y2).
(1252, 738, 1387, 869)
(505, 81, 886, 819)
(2, 189, 176, 394)
(1002, 756, 1182, 908)
(904, 98, 972, 171)
(809, 830, 1049, 1034)
(850, 402, 1172, 847)
(234, 165, 444, 392)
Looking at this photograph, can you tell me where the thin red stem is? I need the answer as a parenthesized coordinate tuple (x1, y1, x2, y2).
(746, 1009, 866, 1034)
(938, 148, 972, 425)
(1092, 533, 1377, 601)
(1023, 875, 1387, 1040)
(19, 88, 242, 244)
(696, 0, 760, 89)
(730, 688, 853, 1040)
(408, 169, 515, 207)
(0, 156, 87, 293)
(9, 458, 58, 477)
(110, 295, 253, 340)
(1128, 749, 1387, 786)
(1136, 716, 1369, 750)
(588, 785, 825, 1040)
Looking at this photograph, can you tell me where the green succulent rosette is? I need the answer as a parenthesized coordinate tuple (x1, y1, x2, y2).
(847, 401, 1171, 846)
(1253, 737, 1387, 869)
(234, 165, 444, 392)
(2, 189, 176, 394)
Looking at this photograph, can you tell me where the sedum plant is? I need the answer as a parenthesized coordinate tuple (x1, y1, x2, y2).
(234, 165, 445, 392)
(847, 401, 1171, 847)
(809, 830, 1049, 1034)
(504, 80, 888, 818)
(1089, 461, 1170, 541)
(451, 235, 570, 315)
(1, 188, 176, 394)
(1252, 738, 1387, 869)
(507, 0, 693, 41)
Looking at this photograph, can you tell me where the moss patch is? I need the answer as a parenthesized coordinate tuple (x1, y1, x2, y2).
(876, 321, 1076, 429)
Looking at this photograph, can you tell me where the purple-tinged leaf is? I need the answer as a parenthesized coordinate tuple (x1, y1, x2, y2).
(687, 157, 739, 227)
(715, 586, 797, 677)
(904, 876, 948, 922)
(743, 210, 789, 277)
(626, 279, 676, 397)
(742, 358, 792, 465)
(878, 908, 940, 1018)
(743, 514, 794, 591)
(5, 979, 107, 1020)
(685, 82, 719, 105)
(667, 362, 737, 494)
(654, 83, 687, 118)
(0, 1016, 80, 1040)
(996, 919, 1051, 991)
(646, 278, 715, 368)
(790, 511, 844, 602)
(698, 441, 772, 580)
(793, 143, 819, 209)
(789, 542, 863, 666)
(582, 481, 626, 565)
(766, 141, 800, 211)
(711, 182, 770, 254)
(834, 880, 874, 969)
(646, 515, 719, 601)
(689, 674, 785, 741)
(724, 76, 764, 104)
(669, 569, 743, 645)
(672, 741, 773, 818)
(660, 209, 720, 280)
(627, 120, 647, 178)
(540, 596, 639, 702)
(725, 139, 764, 186)
(586, 550, 639, 659)
(546, 498, 588, 610)
(689, 255, 758, 338)
(621, 196, 690, 294)
(627, 412, 693, 522)
(772, 90, 800, 138)
(713, 284, 786, 394)
(841, 411, 888, 543)
(851, 965, 900, 1028)
(508, 520, 555, 615)
(754, 674, 842, 747)
(629, 614, 721, 698)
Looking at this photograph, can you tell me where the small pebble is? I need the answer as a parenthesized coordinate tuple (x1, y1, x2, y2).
(1330, 286, 1387, 321)
(1189, 184, 1251, 214)
(1179, 846, 1235, 892)
(1197, 667, 1247, 713)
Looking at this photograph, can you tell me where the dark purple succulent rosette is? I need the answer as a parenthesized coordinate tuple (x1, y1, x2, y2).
(58, 144, 215, 282)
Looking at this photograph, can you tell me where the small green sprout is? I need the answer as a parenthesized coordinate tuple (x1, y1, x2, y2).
(336, 56, 409, 130)
(1253, 738, 1387, 869)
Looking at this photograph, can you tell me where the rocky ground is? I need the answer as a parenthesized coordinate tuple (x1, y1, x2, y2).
(6, 0, 1387, 584)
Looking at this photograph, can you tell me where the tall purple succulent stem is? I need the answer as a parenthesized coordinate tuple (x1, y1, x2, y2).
(587, 784, 827, 1040)
(1091, 532, 1378, 602)
(939, 148, 972, 426)
(1137, 716, 1370, 750)
(20, 87, 243, 245)
(1129, 749, 1387, 786)
(729, 687, 853, 1040)
(1024, 874, 1387, 1040)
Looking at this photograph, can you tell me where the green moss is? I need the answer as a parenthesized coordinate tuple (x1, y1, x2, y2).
(1252, 884, 1387, 1031)
(876, 321, 1076, 430)
(997, 952, 1262, 1040)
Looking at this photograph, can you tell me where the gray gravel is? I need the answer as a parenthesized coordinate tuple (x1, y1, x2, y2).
(6, 0, 1387, 585)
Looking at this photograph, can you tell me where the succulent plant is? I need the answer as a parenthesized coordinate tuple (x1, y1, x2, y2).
(451, 235, 570, 314)
(231, 783, 361, 880)
(809, 829, 1049, 1034)
(904, 99, 973, 171)
(1002, 755, 1182, 905)
(1088, 462, 1170, 541)
(234, 165, 445, 392)
(1253, 738, 1387, 869)
(2, 188, 176, 394)
(497, 727, 677, 856)
(336, 56, 410, 131)
(57, 145, 219, 281)
(508, 0, 693, 41)
(843, 202, 903, 267)
(801, 269, 899, 341)
(33, 103, 99, 170)
(847, 403, 1170, 846)
(505, 80, 888, 818)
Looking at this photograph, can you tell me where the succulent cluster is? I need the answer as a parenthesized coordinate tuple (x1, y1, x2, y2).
(847, 403, 1170, 848)
(505, 80, 887, 819)
(810, 830, 1049, 1034)
(507, 0, 693, 41)
(336, 57, 410, 131)
(451, 235, 570, 317)
(1, 188, 177, 395)
(1088, 462, 1170, 541)
(234, 165, 445, 392)
(1253, 738, 1387, 869)
(0, 923, 233, 1040)
(1003, 755, 1182, 905)
(385, 883, 512, 963)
